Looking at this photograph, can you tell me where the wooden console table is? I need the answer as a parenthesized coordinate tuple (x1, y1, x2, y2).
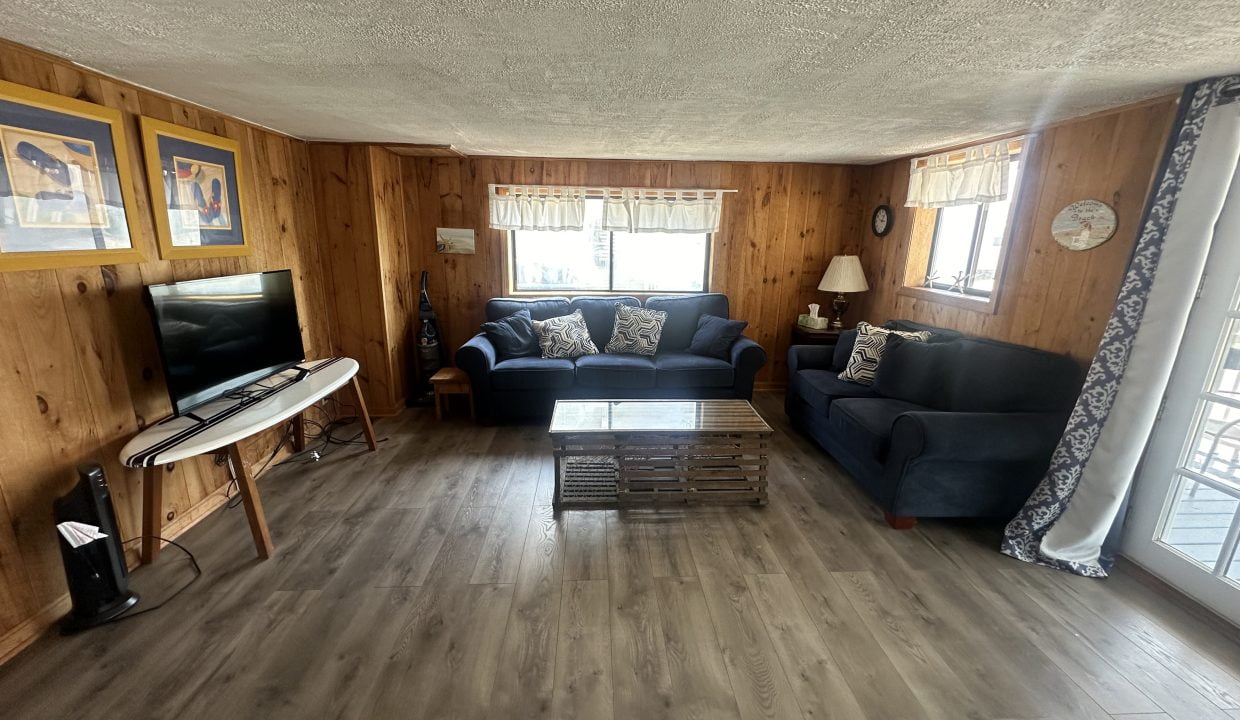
(549, 399, 771, 507)
(118, 357, 377, 564)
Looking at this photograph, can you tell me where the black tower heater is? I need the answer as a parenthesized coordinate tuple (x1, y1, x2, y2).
(54, 464, 139, 633)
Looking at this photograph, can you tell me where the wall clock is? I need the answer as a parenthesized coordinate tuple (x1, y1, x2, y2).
(1052, 199, 1117, 251)
(871, 204, 893, 237)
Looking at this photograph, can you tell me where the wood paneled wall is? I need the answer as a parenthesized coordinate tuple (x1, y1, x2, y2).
(0, 41, 336, 661)
(850, 99, 1178, 364)
(309, 145, 412, 415)
(0, 36, 1179, 666)
(402, 157, 861, 386)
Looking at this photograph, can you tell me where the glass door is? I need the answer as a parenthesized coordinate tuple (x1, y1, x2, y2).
(1124, 217, 1240, 626)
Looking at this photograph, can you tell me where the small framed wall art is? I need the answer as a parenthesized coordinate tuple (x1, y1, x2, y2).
(0, 79, 144, 271)
(140, 117, 250, 260)
(436, 227, 475, 254)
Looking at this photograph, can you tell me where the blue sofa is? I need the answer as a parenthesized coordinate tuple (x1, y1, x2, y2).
(785, 320, 1082, 527)
(456, 294, 767, 421)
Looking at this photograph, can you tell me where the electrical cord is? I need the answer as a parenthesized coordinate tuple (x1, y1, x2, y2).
(92, 536, 202, 626)
(224, 418, 296, 508)
(223, 397, 386, 506)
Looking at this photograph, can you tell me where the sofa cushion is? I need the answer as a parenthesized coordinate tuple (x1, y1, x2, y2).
(832, 328, 860, 371)
(839, 322, 930, 385)
(492, 357, 576, 391)
(575, 353, 656, 388)
(533, 310, 599, 359)
(688, 314, 748, 360)
(487, 297, 571, 322)
(645, 294, 730, 352)
(792, 369, 879, 415)
(871, 336, 959, 410)
(885, 319, 964, 342)
(830, 320, 959, 372)
(654, 352, 734, 388)
(605, 303, 667, 356)
(570, 296, 641, 348)
(830, 397, 933, 462)
(480, 309, 539, 360)
(947, 338, 1082, 413)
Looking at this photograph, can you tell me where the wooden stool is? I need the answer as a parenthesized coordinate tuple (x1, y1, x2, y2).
(430, 367, 474, 420)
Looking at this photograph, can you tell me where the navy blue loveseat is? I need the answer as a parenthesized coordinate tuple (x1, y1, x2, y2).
(457, 294, 766, 421)
(785, 320, 1082, 527)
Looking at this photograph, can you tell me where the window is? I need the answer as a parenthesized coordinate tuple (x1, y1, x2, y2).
(925, 157, 1024, 297)
(510, 198, 710, 293)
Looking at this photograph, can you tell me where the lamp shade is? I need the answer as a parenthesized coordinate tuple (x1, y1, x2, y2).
(818, 255, 869, 293)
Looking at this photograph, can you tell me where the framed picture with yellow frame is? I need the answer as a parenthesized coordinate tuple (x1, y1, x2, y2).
(0, 79, 144, 272)
(139, 117, 251, 260)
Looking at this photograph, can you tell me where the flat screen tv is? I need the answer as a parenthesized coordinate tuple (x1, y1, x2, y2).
(146, 270, 306, 416)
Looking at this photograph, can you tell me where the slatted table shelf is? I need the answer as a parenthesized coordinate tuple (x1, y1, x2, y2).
(549, 399, 772, 507)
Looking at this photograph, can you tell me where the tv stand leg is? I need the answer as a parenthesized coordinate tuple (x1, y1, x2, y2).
(348, 376, 379, 451)
(141, 465, 163, 564)
(291, 412, 306, 452)
(227, 442, 274, 559)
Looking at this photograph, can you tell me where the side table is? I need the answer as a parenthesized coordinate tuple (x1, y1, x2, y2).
(430, 367, 474, 420)
(791, 323, 842, 345)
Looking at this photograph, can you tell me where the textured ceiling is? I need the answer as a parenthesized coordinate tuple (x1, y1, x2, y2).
(5, 1, 1240, 163)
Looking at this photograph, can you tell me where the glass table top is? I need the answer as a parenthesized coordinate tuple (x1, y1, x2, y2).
(548, 399, 771, 434)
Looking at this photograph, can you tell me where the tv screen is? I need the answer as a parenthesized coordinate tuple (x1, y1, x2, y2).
(146, 270, 306, 416)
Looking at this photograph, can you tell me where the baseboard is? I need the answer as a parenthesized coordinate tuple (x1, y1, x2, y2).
(1115, 556, 1240, 638)
(0, 595, 72, 665)
(0, 452, 288, 667)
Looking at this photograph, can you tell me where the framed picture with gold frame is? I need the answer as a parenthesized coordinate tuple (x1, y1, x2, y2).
(139, 117, 251, 260)
(0, 79, 144, 271)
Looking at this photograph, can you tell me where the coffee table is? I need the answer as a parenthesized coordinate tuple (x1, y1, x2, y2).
(548, 399, 772, 507)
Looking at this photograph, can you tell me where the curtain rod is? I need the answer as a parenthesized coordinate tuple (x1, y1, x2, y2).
(911, 136, 1028, 169)
(489, 184, 737, 195)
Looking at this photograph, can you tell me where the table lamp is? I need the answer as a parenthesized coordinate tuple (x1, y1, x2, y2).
(818, 255, 869, 329)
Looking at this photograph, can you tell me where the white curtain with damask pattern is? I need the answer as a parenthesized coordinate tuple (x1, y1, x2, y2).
(1002, 77, 1240, 576)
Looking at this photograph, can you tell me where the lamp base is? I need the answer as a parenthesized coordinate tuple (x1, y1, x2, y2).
(830, 293, 850, 329)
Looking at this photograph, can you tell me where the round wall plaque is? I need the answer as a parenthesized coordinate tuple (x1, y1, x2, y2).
(1052, 199, 1117, 251)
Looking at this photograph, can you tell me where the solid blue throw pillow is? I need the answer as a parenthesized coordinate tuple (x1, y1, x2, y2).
(687, 314, 747, 360)
(481, 309, 539, 359)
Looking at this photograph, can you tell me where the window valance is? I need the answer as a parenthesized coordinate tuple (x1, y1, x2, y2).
(905, 138, 1024, 209)
(489, 185, 731, 233)
(488, 186, 587, 231)
(602, 188, 724, 234)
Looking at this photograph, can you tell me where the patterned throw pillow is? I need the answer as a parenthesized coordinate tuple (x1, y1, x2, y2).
(838, 321, 931, 385)
(604, 303, 668, 356)
(533, 310, 599, 359)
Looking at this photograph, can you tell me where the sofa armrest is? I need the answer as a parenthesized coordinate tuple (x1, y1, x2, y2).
(456, 333, 497, 373)
(455, 333, 497, 419)
(889, 411, 1066, 464)
(787, 344, 836, 374)
(730, 336, 767, 399)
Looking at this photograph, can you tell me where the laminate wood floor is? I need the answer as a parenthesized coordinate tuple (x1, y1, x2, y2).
(3, 392, 1239, 720)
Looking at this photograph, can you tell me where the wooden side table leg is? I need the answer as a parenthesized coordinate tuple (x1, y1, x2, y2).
(434, 388, 443, 421)
(348, 376, 379, 451)
(227, 443, 274, 559)
(141, 465, 163, 565)
(291, 411, 306, 453)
